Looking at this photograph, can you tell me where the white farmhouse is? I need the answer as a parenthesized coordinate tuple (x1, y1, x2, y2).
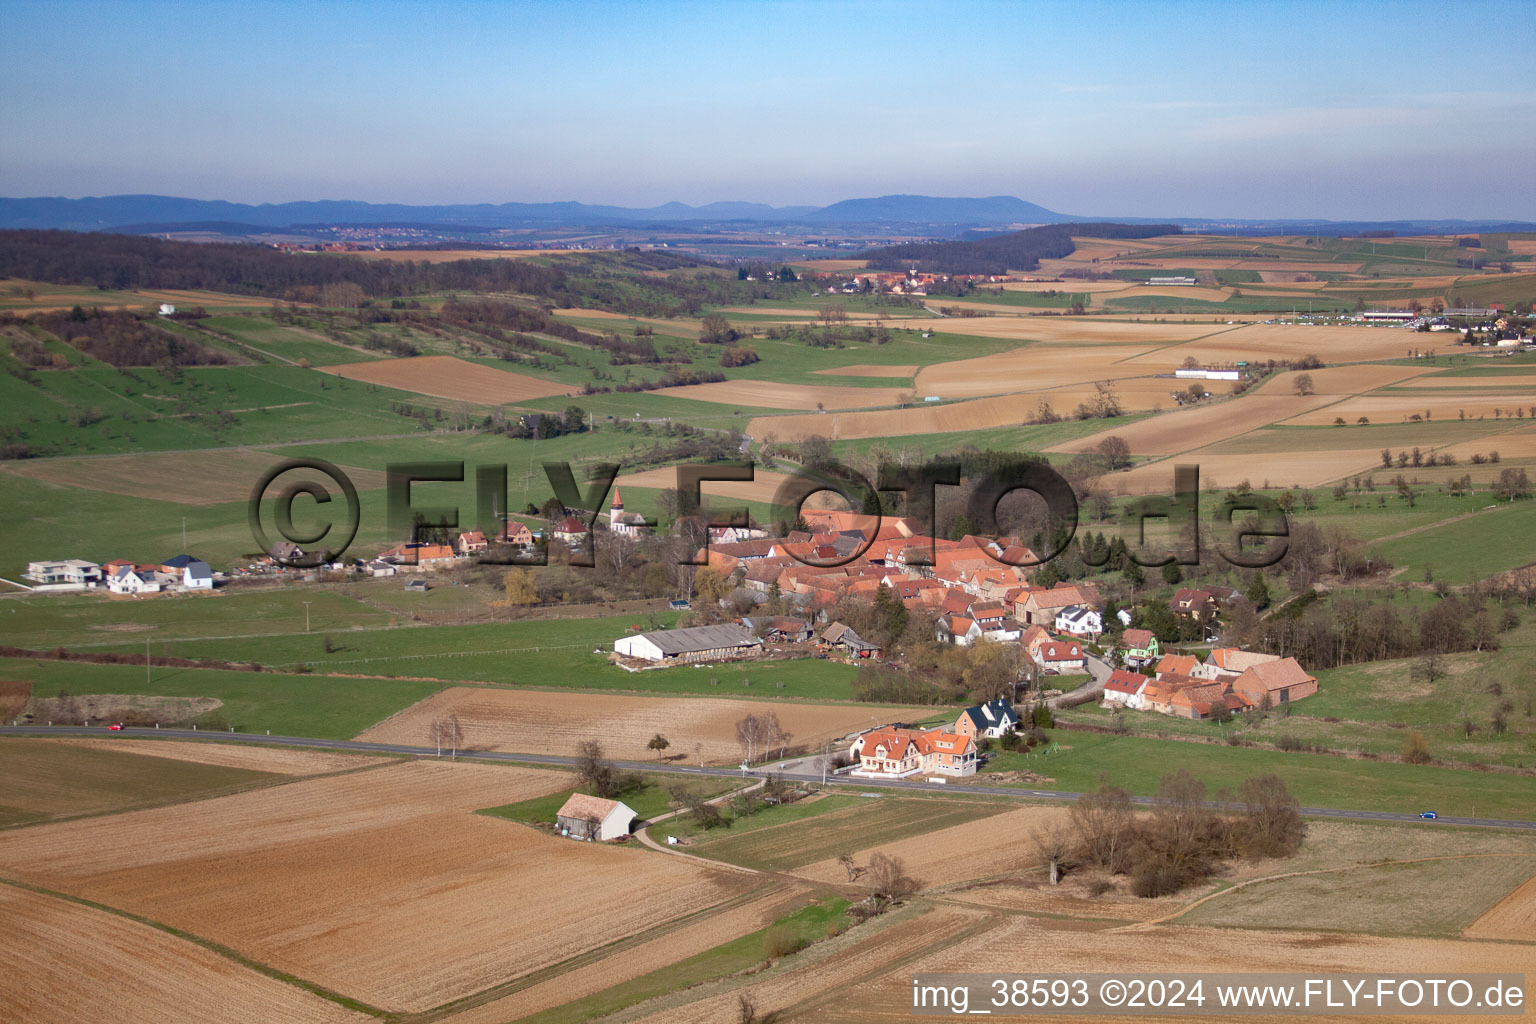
(107, 566, 161, 594)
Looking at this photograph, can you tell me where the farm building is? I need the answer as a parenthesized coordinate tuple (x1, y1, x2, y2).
(1232, 657, 1318, 706)
(554, 794, 637, 841)
(1147, 276, 1196, 286)
(1175, 367, 1243, 381)
(818, 621, 882, 658)
(612, 624, 763, 663)
(404, 579, 430, 593)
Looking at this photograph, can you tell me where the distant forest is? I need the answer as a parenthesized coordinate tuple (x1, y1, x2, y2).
(0, 230, 791, 315)
(863, 222, 1181, 275)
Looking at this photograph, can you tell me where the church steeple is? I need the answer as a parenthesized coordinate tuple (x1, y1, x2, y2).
(611, 488, 623, 512)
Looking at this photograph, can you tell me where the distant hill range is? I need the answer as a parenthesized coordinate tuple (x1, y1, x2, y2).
(0, 193, 1530, 236)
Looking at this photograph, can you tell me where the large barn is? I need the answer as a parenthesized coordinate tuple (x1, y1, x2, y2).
(554, 794, 637, 841)
(612, 624, 763, 663)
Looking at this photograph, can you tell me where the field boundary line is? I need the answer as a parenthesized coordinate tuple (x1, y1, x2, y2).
(0, 876, 387, 1017)
(1120, 852, 1536, 931)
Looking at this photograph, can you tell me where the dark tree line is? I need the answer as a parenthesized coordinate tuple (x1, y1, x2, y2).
(863, 223, 1181, 275)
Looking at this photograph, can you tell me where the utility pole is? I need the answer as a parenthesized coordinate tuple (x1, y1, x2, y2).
(182, 517, 187, 551)
(145, 637, 151, 687)
(303, 600, 312, 632)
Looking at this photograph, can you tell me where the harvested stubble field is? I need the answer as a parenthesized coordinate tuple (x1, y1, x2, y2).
(914, 341, 1163, 400)
(0, 679, 29, 719)
(692, 797, 1010, 872)
(630, 905, 987, 1024)
(0, 760, 756, 1012)
(812, 363, 920, 378)
(1179, 855, 1536, 937)
(0, 449, 387, 505)
(356, 687, 918, 764)
(794, 804, 1068, 888)
(1103, 448, 1384, 494)
(1437, 425, 1536, 460)
(651, 380, 909, 410)
(1050, 394, 1338, 456)
(318, 354, 577, 404)
(439, 884, 808, 1024)
(1109, 284, 1235, 303)
(1255, 363, 1440, 394)
(48, 737, 381, 775)
(0, 886, 369, 1024)
(617, 466, 794, 505)
(800, 917, 1536, 1024)
(1281, 393, 1536, 426)
(1464, 871, 1536, 941)
(1134, 322, 1431, 366)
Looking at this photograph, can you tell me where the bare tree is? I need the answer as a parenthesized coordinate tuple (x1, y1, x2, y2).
(1096, 435, 1131, 471)
(647, 732, 670, 762)
(735, 713, 772, 765)
(1033, 824, 1072, 885)
(575, 739, 619, 797)
(443, 713, 464, 759)
(1236, 774, 1305, 858)
(866, 852, 920, 903)
(838, 852, 860, 882)
(1293, 373, 1316, 397)
(1069, 783, 1134, 873)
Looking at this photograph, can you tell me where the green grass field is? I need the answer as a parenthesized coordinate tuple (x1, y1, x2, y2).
(982, 731, 1536, 820)
(685, 795, 1010, 870)
(479, 771, 741, 824)
(0, 659, 441, 738)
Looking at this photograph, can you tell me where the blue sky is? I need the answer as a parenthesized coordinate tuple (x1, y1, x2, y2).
(3, 0, 1534, 218)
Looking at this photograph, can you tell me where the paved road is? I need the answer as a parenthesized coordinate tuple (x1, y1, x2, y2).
(3, 726, 1531, 832)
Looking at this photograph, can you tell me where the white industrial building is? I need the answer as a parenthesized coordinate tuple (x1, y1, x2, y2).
(613, 623, 763, 663)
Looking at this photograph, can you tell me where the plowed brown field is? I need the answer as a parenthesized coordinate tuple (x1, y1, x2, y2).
(617, 466, 794, 505)
(440, 885, 808, 1024)
(0, 761, 752, 1012)
(802, 917, 1536, 1024)
(1282, 393, 1536, 426)
(1103, 449, 1384, 494)
(1463, 870, 1536, 941)
(630, 906, 986, 1024)
(319, 355, 577, 404)
(1050, 395, 1338, 456)
(1139, 323, 1430, 365)
(0, 887, 368, 1024)
(357, 688, 918, 763)
(48, 738, 380, 775)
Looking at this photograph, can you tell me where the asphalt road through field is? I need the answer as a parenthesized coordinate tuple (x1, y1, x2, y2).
(4, 725, 1532, 831)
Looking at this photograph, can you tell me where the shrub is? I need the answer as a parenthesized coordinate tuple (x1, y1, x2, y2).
(1402, 730, 1433, 764)
(1130, 862, 1183, 898)
(764, 923, 806, 958)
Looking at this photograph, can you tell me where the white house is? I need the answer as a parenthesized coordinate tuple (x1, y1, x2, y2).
(955, 698, 1020, 739)
(157, 303, 176, 316)
(365, 560, 398, 577)
(1102, 670, 1151, 709)
(1033, 639, 1085, 674)
(107, 566, 161, 594)
(554, 794, 637, 841)
(1054, 604, 1102, 638)
(182, 560, 213, 590)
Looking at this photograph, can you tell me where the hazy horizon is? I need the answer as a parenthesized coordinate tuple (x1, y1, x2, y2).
(4, 0, 1534, 220)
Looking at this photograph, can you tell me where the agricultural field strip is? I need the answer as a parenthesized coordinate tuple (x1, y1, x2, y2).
(0, 760, 764, 1012)
(7, 726, 1536, 828)
(0, 882, 374, 1024)
(1135, 852, 1536, 929)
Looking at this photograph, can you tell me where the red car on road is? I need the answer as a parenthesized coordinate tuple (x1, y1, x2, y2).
(107, 724, 123, 731)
